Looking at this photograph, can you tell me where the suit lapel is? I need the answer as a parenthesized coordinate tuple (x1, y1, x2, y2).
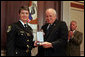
(46, 24, 56, 37)
(45, 20, 59, 41)
(73, 30, 78, 36)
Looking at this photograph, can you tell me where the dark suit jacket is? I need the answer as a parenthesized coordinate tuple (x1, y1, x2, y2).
(67, 30, 83, 56)
(38, 20, 68, 56)
(6, 21, 34, 56)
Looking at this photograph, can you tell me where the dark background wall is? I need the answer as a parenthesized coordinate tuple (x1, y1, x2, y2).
(1, 1, 61, 50)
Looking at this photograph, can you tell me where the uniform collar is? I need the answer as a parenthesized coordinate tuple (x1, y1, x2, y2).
(19, 20, 26, 27)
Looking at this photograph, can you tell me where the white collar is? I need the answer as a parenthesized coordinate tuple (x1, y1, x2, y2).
(73, 30, 76, 33)
(19, 20, 26, 27)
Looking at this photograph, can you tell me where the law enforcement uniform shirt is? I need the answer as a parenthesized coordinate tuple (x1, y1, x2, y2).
(6, 20, 34, 56)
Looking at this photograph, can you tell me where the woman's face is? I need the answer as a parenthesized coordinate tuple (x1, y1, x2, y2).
(19, 9, 29, 22)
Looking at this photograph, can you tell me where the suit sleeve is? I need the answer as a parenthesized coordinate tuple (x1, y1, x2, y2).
(52, 22, 68, 48)
(6, 25, 16, 56)
(70, 32, 83, 45)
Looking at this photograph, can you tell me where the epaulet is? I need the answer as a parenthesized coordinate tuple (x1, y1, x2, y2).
(7, 25, 12, 33)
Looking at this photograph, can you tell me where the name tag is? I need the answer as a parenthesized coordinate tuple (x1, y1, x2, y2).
(20, 31, 24, 33)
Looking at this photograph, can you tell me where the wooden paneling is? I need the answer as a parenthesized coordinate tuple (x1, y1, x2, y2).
(6, 1, 29, 26)
(37, 1, 45, 30)
(45, 1, 55, 9)
(1, 1, 7, 50)
(71, 1, 84, 9)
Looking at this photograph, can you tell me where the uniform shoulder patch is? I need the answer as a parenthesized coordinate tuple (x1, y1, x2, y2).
(7, 25, 12, 32)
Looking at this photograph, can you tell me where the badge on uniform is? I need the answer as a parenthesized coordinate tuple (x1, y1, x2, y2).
(20, 31, 24, 35)
(27, 33, 30, 36)
(20, 31, 24, 33)
(7, 26, 11, 32)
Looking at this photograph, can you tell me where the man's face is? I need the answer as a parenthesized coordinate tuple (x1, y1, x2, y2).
(45, 10, 56, 24)
(70, 22, 77, 31)
(19, 10, 29, 22)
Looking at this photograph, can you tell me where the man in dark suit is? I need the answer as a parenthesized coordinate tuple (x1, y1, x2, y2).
(67, 21, 83, 56)
(34, 8, 68, 56)
(6, 6, 34, 56)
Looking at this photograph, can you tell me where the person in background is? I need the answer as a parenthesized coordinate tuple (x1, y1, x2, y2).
(6, 6, 34, 56)
(67, 21, 83, 56)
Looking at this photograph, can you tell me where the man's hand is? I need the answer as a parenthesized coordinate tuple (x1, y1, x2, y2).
(68, 31, 74, 40)
(34, 41, 39, 47)
(68, 31, 73, 37)
(40, 42, 53, 48)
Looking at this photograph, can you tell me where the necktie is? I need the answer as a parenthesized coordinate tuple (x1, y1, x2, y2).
(46, 24, 51, 39)
(24, 24, 27, 27)
(47, 24, 51, 30)
(24, 24, 28, 30)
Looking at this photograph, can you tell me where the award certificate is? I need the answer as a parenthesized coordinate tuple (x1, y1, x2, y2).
(37, 32, 44, 42)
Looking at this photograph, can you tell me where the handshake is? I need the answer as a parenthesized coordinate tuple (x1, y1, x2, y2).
(34, 41, 53, 48)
